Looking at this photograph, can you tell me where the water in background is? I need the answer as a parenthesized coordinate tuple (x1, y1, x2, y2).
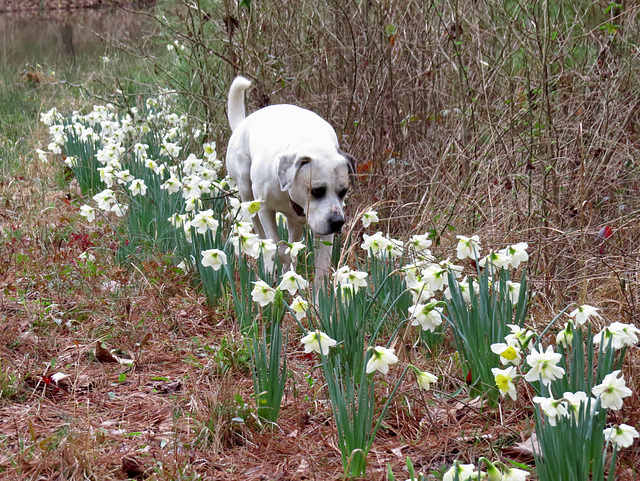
(0, 6, 156, 69)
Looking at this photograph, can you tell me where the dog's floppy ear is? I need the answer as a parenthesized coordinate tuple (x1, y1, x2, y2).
(276, 154, 311, 191)
(339, 149, 357, 178)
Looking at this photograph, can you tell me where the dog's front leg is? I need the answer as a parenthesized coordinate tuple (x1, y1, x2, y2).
(258, 208, 283, 273)
(314, 233, 334, 289)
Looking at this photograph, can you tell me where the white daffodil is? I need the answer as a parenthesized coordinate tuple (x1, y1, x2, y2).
(594, 322, 640, 349)
(416, 371, 437, 390)
(533, 395, 569, 426)
(407, 280, 432, 304)
(115, 169, 134, 184)
(191, 209, 219, 235)
(603, 424, 639, 449)
(278, 268, 309, 296)
(240, 199, 263, 220)
(201, 249, 227, 271)
(301, 330, 337, 356)
(251, 280, 276, 307)
(231, 232, 260, 258)
(257, 238, 277, 263)
(93, 188, 116, 210)
(36, 149, 48, 163)
(505, 280, 521, 304)
(556, 322, 574, 347)
(568, 304, 601, 325)
(443, 461, 479, 481)
(110, 203, 128, 217)
(524, 345, 565, 385)
(490, 342, 522, 366)
(592, 370, 632, 410)
(290, 296, 309, 320)
(492, 366, 518, 400)
(285, 241, 306, 258)
(333, 266, 368, 292)
(421, 264, 448, 292)
(366, 346, 398, 374)
(502, 466, 529, 481)
(362, 209, 379, 228)
(128, 178, 147, 196)
(562, 391, 596, 421)
(479, 250, 510, 272)
(408, 234, 433, 255)
(505, 324, 534, 349)
(161, 177, 182, 194)
(456, 234, 481, 260)
(409, 301, 443, 332)
(80, 205, 96, 222)
(505, 242, 529, 268)
(361, 232, 391, 258)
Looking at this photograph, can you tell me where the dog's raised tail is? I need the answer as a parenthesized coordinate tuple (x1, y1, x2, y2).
(227, 76, 252, 132)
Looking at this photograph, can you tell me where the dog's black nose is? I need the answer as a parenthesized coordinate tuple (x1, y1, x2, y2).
(328, 214, 345, 233)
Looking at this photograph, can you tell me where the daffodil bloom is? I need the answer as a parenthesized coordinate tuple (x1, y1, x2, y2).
(490, 342, 522, 366)
(556, 322, 574, 347)
(443, 461, 479, 481)
(250, 280, 276, 307)
(231, 232, 260, 258)
(240, 199, 263, 220)
(456, 234, 481, 260)
(562, 391, 596, 421)
(594, 322, 640, 349)
(479, 250, 510, 272)
(409, 301, 443, 332)
(505, 242, 529, 268)
(115, 169, 134, 184)
(524, 345, 565, 385)
(128, 179, 147, 196)
(408, 233, 433, 254)
(505, 280, 521, 304)
(257, 238, 277, 263)
(504, 324, 534, 349)
(333, 266, 368, 292)
(533, 395, 569, 426)
(480, 458, 501, 481)
(93, 188, 116, 210)
(110, 203, 128, 217)
(361, 209, 379, 228)
(603, 424, 639, 449)
(361, 232, 391, 257)
(301, 330, 337, 355)
(80, 205, 96, 222)
(36, 149, 48, 163)
(290, 296, 308, 320)
(416, 370, 437, 390)
(407, 280, 432, 304)
(284, 241, 306, 258)
(568, 304, 601, 325)
(366, 346, 398, 374)
(201, 249, 227, 271)
(161, 177, 182, 194)
(278, 268, 309, 295)
(491, 366, 518, 400)
(592, 370, 632, 410)
(502, 466, 529, 481)
(384, 238, 404, 258)
(421, 264, 448, 292)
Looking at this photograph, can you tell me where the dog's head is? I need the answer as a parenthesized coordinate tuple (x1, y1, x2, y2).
(275, 148, 355, 236)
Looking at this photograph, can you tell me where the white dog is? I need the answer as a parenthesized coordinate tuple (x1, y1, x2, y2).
(225, 76, 355, 279)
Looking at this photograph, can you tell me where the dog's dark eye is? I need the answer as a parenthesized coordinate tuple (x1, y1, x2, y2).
(338, 188, 348, 199)
(311, 187, 326, 199)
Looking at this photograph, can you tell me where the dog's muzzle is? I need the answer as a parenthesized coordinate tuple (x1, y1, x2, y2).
(327, 214, 345, 234)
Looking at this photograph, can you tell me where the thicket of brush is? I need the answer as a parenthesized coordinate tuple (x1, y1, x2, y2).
(118, 0, 640, 320)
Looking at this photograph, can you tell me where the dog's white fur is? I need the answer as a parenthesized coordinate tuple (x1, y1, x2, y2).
(225, 76, 354, 278)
